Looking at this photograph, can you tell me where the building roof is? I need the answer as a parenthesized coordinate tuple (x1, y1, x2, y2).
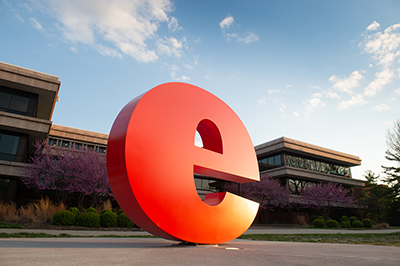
(49, 124, 108, 146)
(255, 137, 361, 167)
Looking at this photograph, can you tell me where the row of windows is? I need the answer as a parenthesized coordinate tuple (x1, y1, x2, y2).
(0, 86, 38, 117)
(258, 153, 351, 177)
(194, 177, 219, 192)
(285, 154, 351, 177)
(48, 138, 107, 154)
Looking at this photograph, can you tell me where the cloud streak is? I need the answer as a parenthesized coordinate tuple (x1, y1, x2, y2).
(27, 0, 184, 63)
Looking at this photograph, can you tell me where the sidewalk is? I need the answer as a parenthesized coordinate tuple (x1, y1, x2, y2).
(1, 226, 400, 237)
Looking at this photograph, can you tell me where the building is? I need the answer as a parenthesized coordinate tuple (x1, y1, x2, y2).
(255, 137, 364, 193)
(0, 61, 60, 202)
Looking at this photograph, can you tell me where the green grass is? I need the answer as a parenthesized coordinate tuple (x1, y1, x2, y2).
(0, 222, 23, 229)
(239, 232, 400, 247)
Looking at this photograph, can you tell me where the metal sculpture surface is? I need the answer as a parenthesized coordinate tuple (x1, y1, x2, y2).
(107, 82, 259, 244)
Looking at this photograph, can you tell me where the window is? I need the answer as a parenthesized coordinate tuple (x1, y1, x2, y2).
(0, 133, 22, 161)
(0, 86, 38, 117)
(258, 154, 283, 171)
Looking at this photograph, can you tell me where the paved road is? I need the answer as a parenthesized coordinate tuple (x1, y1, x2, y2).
(0, 237, 399, 266)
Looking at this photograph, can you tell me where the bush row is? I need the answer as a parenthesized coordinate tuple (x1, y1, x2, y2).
(52, 207, 135, 228)
(311, 215, 373, 229)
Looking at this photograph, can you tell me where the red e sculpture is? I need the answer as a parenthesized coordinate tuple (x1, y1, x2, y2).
(106, 82, 259, 244)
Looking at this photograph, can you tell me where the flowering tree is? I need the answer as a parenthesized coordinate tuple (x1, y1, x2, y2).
(224, 174, 292, 223)
(21, 141, 113, 206)
(299, 182, 355, 220)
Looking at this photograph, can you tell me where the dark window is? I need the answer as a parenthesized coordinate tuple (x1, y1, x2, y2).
(0, 132, 27, 162)
(0, 86, 38, 117)
(258, 154, 283, 171)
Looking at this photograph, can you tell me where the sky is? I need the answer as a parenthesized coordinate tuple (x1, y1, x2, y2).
(1, 0, 400, 181)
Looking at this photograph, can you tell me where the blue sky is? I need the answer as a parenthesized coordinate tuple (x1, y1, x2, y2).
(1, 0, 400, 181)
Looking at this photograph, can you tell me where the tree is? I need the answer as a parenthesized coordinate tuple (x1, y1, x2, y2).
(382, 119, 400, 197)
(224, 174, 291, 223)
(21, 141, 113, 206)
(358, 170, 393, 223)
(382, 119, 400, 225)
(299, 182, 355, 220)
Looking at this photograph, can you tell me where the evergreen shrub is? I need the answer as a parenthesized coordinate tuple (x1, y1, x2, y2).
(101, 209, 112, 215)
(340, 215, 349, 223)
(341, 221, 351, 228)
(309, 215, 319, 222)
(100, 211, 118, 227)
(77, 212, 100, 227)
(69, 207, 80, 220)
(117, 209, 124, 215)
(326, 220, 339, 228)
(118, 213, 134, 228)
(313, 219, 325, 228)
(52, 210, 76, 226)
(352, 220, 364, 228)
(317, 216, 325, 222)
(362, 218, 373, 228)
(85, 207, 97, 213)
(349, 216, 357, 224)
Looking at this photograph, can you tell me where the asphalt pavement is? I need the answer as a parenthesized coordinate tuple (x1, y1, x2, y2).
(1, 226, 400, 265)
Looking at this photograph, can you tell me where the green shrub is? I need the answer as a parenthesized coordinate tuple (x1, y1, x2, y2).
(317, 216, 325, 222)
(349, 216, 357, 224)
(341, 221, 351, 228)
(52, 210, 76, 226)
(309, 215, 319, 222)
(69, 207, 80, 218)
(101, 209, 112, 215)
(362, 218, 373, 228)
(313, 219, 325, 228)
(85, 207, 97, 213)
(100, 211, 118, 227)
(326, 220, 339, 228)
(352, 220, 364, 228)
(117, 209, 124, 215)
(340, 215, 349, 223)
(77, 212, 100, 227)
(118, 213, 134, 228)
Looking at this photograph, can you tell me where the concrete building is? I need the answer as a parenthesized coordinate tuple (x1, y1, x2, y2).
(0, 61, 60, 202)
(255, 137, 364, 194)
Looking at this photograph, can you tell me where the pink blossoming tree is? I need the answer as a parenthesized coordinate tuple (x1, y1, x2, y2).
(299, 182, 355, 220)
(224, 174, 292, 223)
(21, 141, 113, 206)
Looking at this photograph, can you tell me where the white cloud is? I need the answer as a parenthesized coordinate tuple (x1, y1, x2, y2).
(395, 87, 400, 95)
(367, 21, 380, 31)
(324, 89, 340, 99)
(292, 112, 300, 117)
(268, 89, 280, 94)
(364, 69, 395, 96)
(157, 37, 185, 57)
(170, 65, 190, 81)
(361, 22, 400, 67)
(28, 0, 179, 63)
(29, 17, 43, 31)
(258, 96, 267, 105)
(168, 17, 181, 32)
(242, 32, 259, 44)
(372, 104, 390, 111)
(337, 94, 369, 111)
(305, 93, 325, 112)
(70, 46, 78, 53)
(329, 71, 363, 94)
(220, 16, 234, 29)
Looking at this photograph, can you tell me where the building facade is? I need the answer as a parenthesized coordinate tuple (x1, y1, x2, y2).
(255, 137, 364, 193)
(0, 61, 60, 202)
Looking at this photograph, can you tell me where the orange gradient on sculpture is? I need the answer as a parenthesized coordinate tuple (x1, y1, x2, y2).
(106, 82, 259, 244)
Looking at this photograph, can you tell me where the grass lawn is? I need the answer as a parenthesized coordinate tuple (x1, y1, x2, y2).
(239, 232, 400, 247)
